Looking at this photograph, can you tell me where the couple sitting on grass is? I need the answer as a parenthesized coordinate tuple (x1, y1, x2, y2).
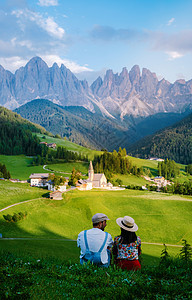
(77, 213, 141, 270)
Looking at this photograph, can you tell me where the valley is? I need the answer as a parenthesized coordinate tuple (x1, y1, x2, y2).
(0, 135, 192, 266)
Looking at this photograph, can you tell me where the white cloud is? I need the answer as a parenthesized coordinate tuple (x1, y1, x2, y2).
(0, 55, 93, 74)
(12, 9, 65, 39)
(166, 51, 183, 60)
(41, 55, 93, 73)
(39, 16, 65, 39)
(38, 0, 58, 6)
(167, 18, 175, 26)
(0, 56, 28, 72)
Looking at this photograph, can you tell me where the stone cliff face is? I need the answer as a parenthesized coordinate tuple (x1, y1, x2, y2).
(1, 56, 192, 118)
(91, 65, 192, 117)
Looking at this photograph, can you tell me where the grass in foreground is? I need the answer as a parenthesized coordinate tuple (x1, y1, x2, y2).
(0, 239, 182, 267)
(1, 251, 191, 299)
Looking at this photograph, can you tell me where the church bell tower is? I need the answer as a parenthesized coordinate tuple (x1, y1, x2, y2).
(88, 161, 94, 181)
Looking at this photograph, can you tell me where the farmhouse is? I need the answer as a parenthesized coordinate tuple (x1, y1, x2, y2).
(29, 173, 50, 187)
(47, 143, 56, 149)
(153, 176, 165, 184)
(76, 179, 92, 190)
(49, 191, 63, 200)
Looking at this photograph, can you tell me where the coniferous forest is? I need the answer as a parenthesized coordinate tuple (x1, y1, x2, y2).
(128, 112, 192, 164)
(0, 106, 47, 156)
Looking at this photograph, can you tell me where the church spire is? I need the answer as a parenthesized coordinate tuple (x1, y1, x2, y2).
(88, 161, 94, 181)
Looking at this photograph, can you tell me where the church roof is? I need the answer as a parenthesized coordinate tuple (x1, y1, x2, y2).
(93, 174, 105, 181)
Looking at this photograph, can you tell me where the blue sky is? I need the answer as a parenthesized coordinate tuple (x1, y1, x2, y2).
(1, 0, 192, 84)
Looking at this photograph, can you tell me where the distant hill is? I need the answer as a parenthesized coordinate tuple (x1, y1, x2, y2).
(15, 99, 190, 152)
(0, 106, 47, 155)
(128, 113, 192, 164)
(15, 99, 134, 151)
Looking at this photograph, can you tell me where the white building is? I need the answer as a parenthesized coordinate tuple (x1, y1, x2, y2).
(47, 180, 67, 192)
(29, 173, 50, 187)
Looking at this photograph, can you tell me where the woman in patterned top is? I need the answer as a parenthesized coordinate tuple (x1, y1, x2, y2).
(113, 216, 141, 270)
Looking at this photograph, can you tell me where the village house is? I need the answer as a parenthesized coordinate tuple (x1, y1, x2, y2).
(47, 180, 68, 192)
(153, 176, 165, 184)
(40, 142, 47, 145)
(47, 143, 57, 149)
(29, 173, 68, 192)
(49, 191, 63, 200)
(76, 179, 92, 190)
(29, 173, 50, 187)
(149, 157, 164, 162)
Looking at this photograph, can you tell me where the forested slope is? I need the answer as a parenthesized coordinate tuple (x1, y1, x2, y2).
(128, 113, 192, 164)
(15, 99, 130, 151)
(0, 106, 47, 155)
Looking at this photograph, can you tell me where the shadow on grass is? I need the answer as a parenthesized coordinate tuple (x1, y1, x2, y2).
(0, 217, 161, 266)
(0, 217, 80, 262)
(143, 166, 158, 177)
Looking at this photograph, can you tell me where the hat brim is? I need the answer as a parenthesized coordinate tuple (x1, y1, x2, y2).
(116, 217, 138, 232)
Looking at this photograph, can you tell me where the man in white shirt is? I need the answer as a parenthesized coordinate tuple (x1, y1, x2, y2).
(77, 213, 113, 267)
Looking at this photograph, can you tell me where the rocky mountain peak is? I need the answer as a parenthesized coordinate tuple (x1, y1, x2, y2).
(91, 76, 103, 94)
(1, 56, 192, 119)
(26, 56, 48, 71)
(120, 67, 129, 77)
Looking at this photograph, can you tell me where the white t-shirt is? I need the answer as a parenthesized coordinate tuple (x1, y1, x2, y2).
(77, 228, 113, 264)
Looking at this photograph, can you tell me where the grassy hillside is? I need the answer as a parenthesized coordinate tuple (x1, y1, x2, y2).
(0, 180, 45, 209)
(0, 155, 47, 180)
(36, 133, 102, 160)
(0, 183, 191, 264)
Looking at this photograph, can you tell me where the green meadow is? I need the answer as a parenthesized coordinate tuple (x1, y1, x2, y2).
(0, 155, 46, 180)
(0, 182, 191, 265)
(36, 133, 102, 160)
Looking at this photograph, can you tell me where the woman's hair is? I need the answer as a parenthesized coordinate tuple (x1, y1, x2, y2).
(120, 228, 137, 244)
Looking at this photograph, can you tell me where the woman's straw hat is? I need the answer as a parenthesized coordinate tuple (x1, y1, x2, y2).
(116, 216, 138, 232)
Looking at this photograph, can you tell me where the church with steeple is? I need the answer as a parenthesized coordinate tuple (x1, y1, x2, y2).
(88, 161, 107, 188)
(76, 161, 112, 190)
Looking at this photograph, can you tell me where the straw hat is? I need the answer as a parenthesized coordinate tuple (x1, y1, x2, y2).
(116, 216, 138, 232)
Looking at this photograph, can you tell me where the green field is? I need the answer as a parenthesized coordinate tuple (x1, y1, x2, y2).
(0, 155, 47, 180)
(36, 134, 102, 159)
(0, 155, 152, 186)
(0, 155, 90, 180)
(47, 162, 89, 175)
(0, 181, 191, 265)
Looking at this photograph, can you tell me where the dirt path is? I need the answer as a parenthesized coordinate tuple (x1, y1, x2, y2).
(0, 198, 43, 212)
(43, 165, 71, 174)
(0, 237, 182, 247)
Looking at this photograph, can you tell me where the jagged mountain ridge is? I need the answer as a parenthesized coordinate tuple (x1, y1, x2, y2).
(1, 56, 192, 118)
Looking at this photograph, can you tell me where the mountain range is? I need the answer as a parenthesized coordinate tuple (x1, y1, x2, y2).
(1, 56, 192, 120)
(1, 56, 192, 158)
